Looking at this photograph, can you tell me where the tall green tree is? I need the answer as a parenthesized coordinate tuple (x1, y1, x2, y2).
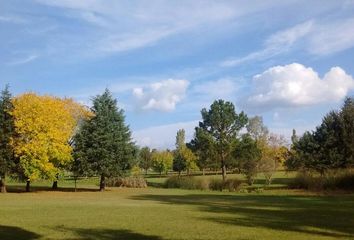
(73, 89, 136, 191)
(193, 99, 248, 180)
(173, 129, 187, 175)
(0, 85, 15, 193)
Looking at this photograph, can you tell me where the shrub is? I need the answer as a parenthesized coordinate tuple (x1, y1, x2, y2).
(224, 179, 243, 192)
(288, 170, 354, 191)
(106, 177, 147, 188)
(165, 176, 243, 192)
(209, 178, 224, 191)
(164, 176, 209, 190)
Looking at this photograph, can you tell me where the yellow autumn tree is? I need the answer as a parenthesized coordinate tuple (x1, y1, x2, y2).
(11, 93, 90, 191)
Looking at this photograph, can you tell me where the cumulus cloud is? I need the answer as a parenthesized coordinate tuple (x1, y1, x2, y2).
(247, 63, 354, 108)
(133, 79, 189, 112)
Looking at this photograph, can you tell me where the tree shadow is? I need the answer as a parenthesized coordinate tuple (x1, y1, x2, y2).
(131, 193, 354, 238)
(6, 185, 100, 193)
(0, 225, 41, 240)
(61, 228, 163, 240)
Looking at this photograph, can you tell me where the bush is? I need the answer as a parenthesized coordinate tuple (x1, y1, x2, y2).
(288, 170, 354, 191)
(106, 177, 147, 188)
(209, 178, 223, 191)
(164, 176, 209, 190)
(224, 179, 243, 192)
(165, 176, 242, 192)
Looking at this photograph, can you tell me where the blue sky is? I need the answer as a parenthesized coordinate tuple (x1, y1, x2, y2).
(1, 0, 354, 149)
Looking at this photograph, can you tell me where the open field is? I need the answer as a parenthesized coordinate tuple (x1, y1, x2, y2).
(1, 176, 354, 240)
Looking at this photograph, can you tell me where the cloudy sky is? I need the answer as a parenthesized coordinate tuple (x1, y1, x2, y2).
(1, 0, 354, 149)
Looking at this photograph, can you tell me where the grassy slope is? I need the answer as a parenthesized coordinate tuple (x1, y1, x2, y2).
(0, 184, 353, 240)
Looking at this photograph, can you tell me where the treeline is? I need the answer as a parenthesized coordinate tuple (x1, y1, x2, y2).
(1, 84, 353, 193)
(139, 100, 289, 185)
(286, 97, 354, 173)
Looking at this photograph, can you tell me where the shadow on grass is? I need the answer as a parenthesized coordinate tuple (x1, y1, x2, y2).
(0, 225, 41, 240)
(62, 228, 163, 240)
(131, 193, 354, 238)
(6, 185, 99, 193)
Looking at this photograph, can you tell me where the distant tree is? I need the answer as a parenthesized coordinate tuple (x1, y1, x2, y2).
(258, 134, 288, 185)
(139, 147, 153, 175)
(152, 150, 173, 176)
(0, 85, 15, 193)
(246, 116, 269, 141)
(173, 129, 187, 175)
(73, 89, 136, 191)
(175, 129, 185, 150)
(12, 93, 77, 192)
(291, 129, 298, 145)
(234, 134, 261, 185)
(192, 100, 248, 180)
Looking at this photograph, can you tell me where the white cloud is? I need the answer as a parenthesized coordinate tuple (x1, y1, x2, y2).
(221, 21, 314, 67)
(222, 17, 354, 67)
(247, 63, 354, 108)
(308, 18, 354, 55)
(133, 79, 189, 112)
(133, 120, 198, 149)
(7, 54, 38, 65)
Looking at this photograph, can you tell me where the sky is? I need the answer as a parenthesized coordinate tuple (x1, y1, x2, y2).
(1, 0, 354, 149)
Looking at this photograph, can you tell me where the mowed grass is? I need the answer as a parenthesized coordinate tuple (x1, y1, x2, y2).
(0, 177, 354, 240)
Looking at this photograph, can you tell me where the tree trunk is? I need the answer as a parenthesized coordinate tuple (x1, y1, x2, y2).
(52, 173, 59, 190)
(74, 177, 77, 192)
(202, 168, 205, 176)
(52, 181, 58, 190)
(0, 176, 6, 193)
(145, 169, 148, 175)
(221, 163, 227, 181)
(26, 180, 30, 192)
(99, 174, 105, 191)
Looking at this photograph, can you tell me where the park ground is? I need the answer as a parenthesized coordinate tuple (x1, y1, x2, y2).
(0, 173, 354, 240)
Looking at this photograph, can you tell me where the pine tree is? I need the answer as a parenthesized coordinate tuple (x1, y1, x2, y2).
(0, 85, 15, 193)
(73, 89, 136, 191)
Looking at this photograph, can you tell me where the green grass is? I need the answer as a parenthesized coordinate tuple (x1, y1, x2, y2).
(1, 179, 353, 240)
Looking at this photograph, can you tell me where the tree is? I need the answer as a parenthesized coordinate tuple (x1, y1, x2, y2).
(139, 147, 153, 175)
(193, 99, 247, 180)
(173, 129, 186, 175)
(0, 85, 15, 193)
(175, 129, 185, 150)
(234, 134, 261, 185)
(188, 127, 217, 175)
(258, 134, 288, 185)
(12, 93, 77, 192)
(52, 99, 92, 189)
(340, 97, 354, 166)
(73, 89, 136, 191)
(152, 150, 173, 176)
(181, 146, 198, 175)
(246, 116, 268, 141)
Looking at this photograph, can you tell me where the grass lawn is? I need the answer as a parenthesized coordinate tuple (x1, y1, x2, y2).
(0, 179, 353, 240)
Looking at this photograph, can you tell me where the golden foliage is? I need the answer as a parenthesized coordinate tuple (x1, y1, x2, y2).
(11, 93, 89, 180)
